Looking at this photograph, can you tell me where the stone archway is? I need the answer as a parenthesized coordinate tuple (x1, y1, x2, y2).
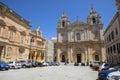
(61, 55, 65, 62)
(29, 50, 35, 60)
(93, 52, 100, 62)
(60, 52, 67, 62)
(36, 51, 41, 61)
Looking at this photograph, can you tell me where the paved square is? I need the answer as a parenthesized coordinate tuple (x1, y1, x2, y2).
(0, 64, 98, 80)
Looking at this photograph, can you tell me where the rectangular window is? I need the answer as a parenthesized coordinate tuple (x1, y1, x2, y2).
(37, 41, 41, 46)
(21, 35, 24, 44)
(110, 46, 112, 54)
(113, 45, 116, 53)
(107, 37, 109, 42)
(76, 33, 80, 40)
(9, 30, 14, 41)
(109, 34, 111, 42)
(111, 31, 114, 40)
(115, 28, 118, 35)
(108, 48, 110, 54)
(117, 43, 120, 54)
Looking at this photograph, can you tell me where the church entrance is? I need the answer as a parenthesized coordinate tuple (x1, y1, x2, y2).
(77, 54, 81, 63)
(61, 55, 65, 62)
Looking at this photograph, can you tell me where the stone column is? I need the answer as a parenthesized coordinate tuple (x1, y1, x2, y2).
(88, 46, 91, 62)
(101, 46, 106, 62)
(68, 31, 70, 42)
(85, 47, 87, 63)
(57, 32, 61, 43)
(67, 47, 72, 63)
(57, 48, 61, 63)
(70, 47, 73, 63)
(70, 32, 73, 42)
(87, 29, 90, 40)
(0, 46, 5, 61)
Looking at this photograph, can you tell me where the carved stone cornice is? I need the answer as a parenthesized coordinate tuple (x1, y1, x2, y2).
(0, 2, 31, 29)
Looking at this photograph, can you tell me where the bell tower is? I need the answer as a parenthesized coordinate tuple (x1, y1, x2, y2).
(87, 7, 102, 25)
(58, 12, 70, 28)
(87, 7, 103, 40)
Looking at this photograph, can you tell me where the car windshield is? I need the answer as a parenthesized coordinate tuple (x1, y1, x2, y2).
(20, 61, 25, 62)
(27, 60, 31, 63)
(8, 61, 13, 64)
(114, 66, 120, 70)
(16, 61, 21, 63)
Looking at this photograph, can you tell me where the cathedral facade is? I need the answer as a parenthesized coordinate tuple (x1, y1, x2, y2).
(57, 8, 106, 63)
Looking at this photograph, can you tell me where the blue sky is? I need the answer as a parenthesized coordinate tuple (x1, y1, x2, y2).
(0, 0, 117, 40)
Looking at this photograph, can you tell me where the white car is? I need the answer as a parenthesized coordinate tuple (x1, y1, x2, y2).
(107, 69, 120, 80)
(8, 61, 21, 69)
(99, 63, 109, 71)
(42, 62, 49, 66)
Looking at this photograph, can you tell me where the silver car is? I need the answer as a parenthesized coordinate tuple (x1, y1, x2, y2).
(8, 61, 21, 69)
(20, 60, 32, 68)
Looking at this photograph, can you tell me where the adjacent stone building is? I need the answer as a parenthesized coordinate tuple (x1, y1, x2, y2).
(46, 40, 54, 62)
(104, 0, 120, 64)
(51, 37, 57, 62)
(46, 37, 57, 62)
(29, 27, 46, 62)
(0, 2, 46, 62)
(57, 8, 106, 63)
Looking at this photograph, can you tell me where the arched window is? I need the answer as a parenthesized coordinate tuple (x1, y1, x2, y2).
(92, 17, 96, 24)
(62, 21, 65, 27)
(76, 33, 80, 40)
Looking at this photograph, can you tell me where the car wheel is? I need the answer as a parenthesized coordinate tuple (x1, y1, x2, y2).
(22, 65, 26, 68)
(5, 68, 9, 70)
(12, 66, 15, 69)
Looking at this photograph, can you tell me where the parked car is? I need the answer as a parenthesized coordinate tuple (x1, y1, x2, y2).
(0, 61, 10, 70)
(107, 68, 120, 80)
(99, 63, 110, 71)
(50, 62, 59, 66)
(19, 60, 32, 68)
(8, 61, 21, 69)
(91, 61, 100, 70)
(98, 69, 116, 80)
(37, 62, 43, 67)
(31, 60, 38, 67)
(99, 63, 116, 72)
(98, 66, 120, 80)
(42, 62, 49, 66)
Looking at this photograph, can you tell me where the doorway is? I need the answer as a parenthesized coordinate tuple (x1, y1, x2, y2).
(77, 54, 81, 63)
(95, 55, 99, 61)
(61, 55, 65, 62)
